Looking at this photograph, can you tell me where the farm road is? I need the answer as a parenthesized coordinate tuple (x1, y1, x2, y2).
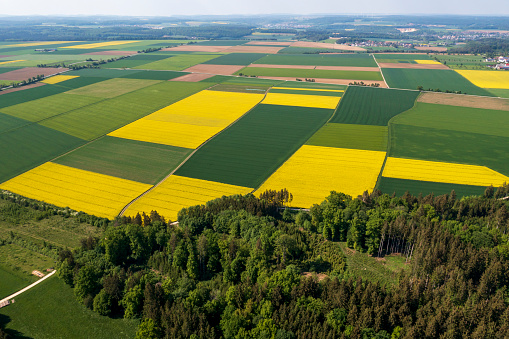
(0, 270, 56, 304)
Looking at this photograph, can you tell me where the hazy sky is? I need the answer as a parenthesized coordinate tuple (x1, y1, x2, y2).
(3, 0, 509, 16)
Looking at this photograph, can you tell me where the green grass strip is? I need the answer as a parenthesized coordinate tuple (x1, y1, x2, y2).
(306, 123, 388, 151)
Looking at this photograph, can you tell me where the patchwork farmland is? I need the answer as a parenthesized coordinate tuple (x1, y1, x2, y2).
(1, 41, 509, 223)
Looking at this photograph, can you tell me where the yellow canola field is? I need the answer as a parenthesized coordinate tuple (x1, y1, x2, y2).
(125, 175, 253, 221)
(414, 60, 442, 65)
(3, 41, 78, 47)
(383, 157, 509, 187)
(109, 90, 263, 149)
(0, 60, 25, 65)
(0, 162, 151, 219)
(262, 92, 340, 109)
(62, 41, 140, 49)
(456, 70, 509, 89)
(41, 75, 79, 84)
(273, 87, 345, 93)
(256, 146, 386, 208)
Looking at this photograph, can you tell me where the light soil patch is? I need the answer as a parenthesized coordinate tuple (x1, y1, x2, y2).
(256, 76, 388, 87)
(170, 73, 215, 82)
(246, 41, 293, 46)
(162, 45, 232, 52)
(0, 82, 45, 95)
(0, 67, 68, 81)
(290, 41, 366, 51)
(378, 63, 450, 70)
(223, 46, 283, 54)
(82, 50, 139, 56)
(417, 92, 509, 111)
(183, 64, 244, 75)
(415, 46, 448, 52)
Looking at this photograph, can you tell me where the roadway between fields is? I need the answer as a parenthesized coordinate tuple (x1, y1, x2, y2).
(0, 270, 56, 304)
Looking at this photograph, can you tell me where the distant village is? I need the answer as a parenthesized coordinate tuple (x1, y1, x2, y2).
(485, 56, 509, 70)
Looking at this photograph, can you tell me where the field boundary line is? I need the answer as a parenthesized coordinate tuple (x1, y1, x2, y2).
(0, 270, 56, 304)
(372, 54, 389, 88)
(117, 88, 269, 219)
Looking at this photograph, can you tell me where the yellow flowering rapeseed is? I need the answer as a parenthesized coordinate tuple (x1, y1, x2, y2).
(262, 92, 340, 109)
(41, 75, 79, 84)
(125, 175, 253, 222)
(414, 60, 442, 65)
(0, 162, 151, 219)
(382, 157, 509, 187)
(456, 70, 509, 89)
(108, 90, 263, 149)
(62, 41, 140, 49)
(256, 146, 386, 208)
(0, 60, 25, 66)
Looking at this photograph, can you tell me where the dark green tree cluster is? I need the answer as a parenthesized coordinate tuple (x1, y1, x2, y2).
(55, 183, 509, 338)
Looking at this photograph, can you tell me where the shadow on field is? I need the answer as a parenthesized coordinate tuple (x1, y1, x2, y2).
(0, 313, 32, 339)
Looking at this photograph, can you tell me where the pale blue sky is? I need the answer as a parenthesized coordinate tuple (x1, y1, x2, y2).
(3, 0, 509, 16)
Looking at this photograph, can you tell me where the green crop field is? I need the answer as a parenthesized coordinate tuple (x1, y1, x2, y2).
(208, 83, 269, 94)
(51, 76, 109, 89)
(101, 54, 171, 69)
(382, 68, 493, 96)
(54, 136, 192, 185)
(389, 124, 509, 176)
(393, 102, 509, 137)
(175, 104, 333, 188)
(277, 47, 335, 54)
(196, 40, 246, 46)
(269, 87, 343, 97)
(254, 53, 377, 67)
(306, 123, 388, 151)
(488, 88, 509, 98)
(330, 86, 419, 125)
(374, 54, 432, 61)
(236, 67, 383, 80)
(135, 54, 220, 70)
(0, 113, 30, 133)
(0, 84, 73, 110)
(65, 68, 144, 78)
(0, 67, 20, 74)
(65, 78, 161, 98)
(434, 55, 491, 70)
(0, 93, 101, 122)
(217, 77, 284, 86)
(0, 124, 85, 182)
(277, 81, 347, 90)
(119, 70, 185, 80)
(40, 81, 210, 140)
(0, 276, 139, 339)
(378, 177, 487, 198)
(202, 53, 265, 65)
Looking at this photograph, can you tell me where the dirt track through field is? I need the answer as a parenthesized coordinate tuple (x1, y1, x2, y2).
(170, 73, 215, 82)
(183, 64, 244, 75)
(417, 92, 509, 110)
(378, 63, 450, 70)
(0, 67, 69, 80)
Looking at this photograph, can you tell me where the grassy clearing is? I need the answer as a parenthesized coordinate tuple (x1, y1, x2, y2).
(0, 265, 36, 300)
(254, 53, 377, 67)
(377, 177, 486, 198)
(40, 81, 210, 140)
(54, 136, 192, 185)
(331, 86, 419, 125)
(202, 53, 265, 65)
(66, 78, 161, 98)
(175, 104, 333, 188)
(306, 123, 388, 151)
(0, 124, 85, 183)
(0, 244, 55, 280)
(338, 242, 408, 287)
(0, 276, 139, 339)
(393, 102, 509, 137)
(382, 68, 493, 96)
(237, 67, 383, 80)
(0, 93, 101, 122)
(135, 54, 220, 71)
(390, 124, 509, 177)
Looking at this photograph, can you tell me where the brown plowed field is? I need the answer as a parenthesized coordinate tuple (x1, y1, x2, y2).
(256, 76, 387, 87)
(0, 55, 12, 59)
(162, 45, 232, 52)
(246, 41, 293, 46)
(378, 63, 450, 70)
(290, 41, 366, 52)
(415, 46, 448, 52)
(0, 67, 68, 81)
(0, 82, 45, 95)
(417, 92, 509, 111)
(223, 46, 283, 54)
(83, 50, 139, 56)
(183, 64, 245, 75)
(170, 73, 215, 82)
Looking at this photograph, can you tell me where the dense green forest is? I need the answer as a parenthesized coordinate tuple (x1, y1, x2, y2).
(450, 38, 509, 55)
(2, 184, 508, 338)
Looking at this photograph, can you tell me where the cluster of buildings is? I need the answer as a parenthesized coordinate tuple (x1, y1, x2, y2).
(485, 56, 509, 70)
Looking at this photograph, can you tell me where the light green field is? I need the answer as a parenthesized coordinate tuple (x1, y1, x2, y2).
(134, 54, 220, 70)
(0, 265, 36, 300)
(236, 67, 383, 81)
(306, 123, 388, 151)
(1, 276, 139, 339)
(0, 244, 55, 278)
(488, 88, 509, 98)
(0, 93, 101, 122)
(65, 78, 161, 98)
